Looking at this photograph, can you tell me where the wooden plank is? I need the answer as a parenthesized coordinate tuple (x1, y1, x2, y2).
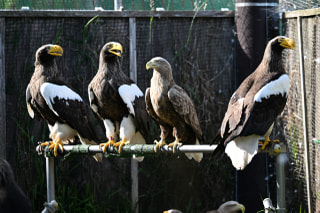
(0, 10, 234, 18)
(285, 8, 320, 18)
(0, 18, 5, 159)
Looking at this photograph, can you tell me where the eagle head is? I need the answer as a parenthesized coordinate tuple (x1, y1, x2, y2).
(146, 56, 172, 77)
(102, 41, 123, 58)
(35, 44, 63, 65)
(278, 36, 295, 50)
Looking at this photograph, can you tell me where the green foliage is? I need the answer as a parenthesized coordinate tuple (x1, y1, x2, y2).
(173, 0, 208, 61)
(289, 124, 299, 164)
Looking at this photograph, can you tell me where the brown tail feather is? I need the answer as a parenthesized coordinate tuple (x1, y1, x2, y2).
(210, 130, 226, 162)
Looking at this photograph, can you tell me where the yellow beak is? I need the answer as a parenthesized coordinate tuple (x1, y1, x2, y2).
(146, 61, 155, 70)
(109, 42, 123, 57)
(279, 38, 295, 49)
(48, 45, 63, 56)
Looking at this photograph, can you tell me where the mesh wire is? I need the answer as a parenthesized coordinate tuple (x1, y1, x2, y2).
(4, 14, 235, 212)
(282, 14, 320, 212)
(0, 0, 234, 10)
(280, 0, 320, 11)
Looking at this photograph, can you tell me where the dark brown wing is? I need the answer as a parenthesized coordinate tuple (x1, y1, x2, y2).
(26, 84, 41, 120)
(88, 72, 129, 123)
(221, 71, 288, 143)
(167, 84, 203, 140)
(133, 95, 149, 141)
(41, 81, 103, 142)
(145, 87, 174, 141)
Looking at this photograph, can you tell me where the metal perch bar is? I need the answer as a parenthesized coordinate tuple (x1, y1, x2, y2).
(40, 142, 286, 158)
(40, 141, 287, 213)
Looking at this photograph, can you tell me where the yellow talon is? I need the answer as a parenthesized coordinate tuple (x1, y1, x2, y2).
(168, 139, 182, 153)
(41, 140, 64, 157)
(99, 140, 115, 152)
(40, 141, 51, 147)
(154, 138, 167, 152)
(261, 137, 270, 150)
(114, 139, 130, 154)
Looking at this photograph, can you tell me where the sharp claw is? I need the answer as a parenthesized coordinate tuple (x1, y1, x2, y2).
(58, 144, 64, 152)
(168, 140, 182, 153)
(119, 143, 124, 153)
(102, 144, 108, 153)
(154, 139, 167, 152)
(49, 143, 55, 149)
(40, 141, 50, 147)
(261, 137, 270, 150)
(100, 140, 115, 153)
(114, 140, 129, 154)
(41, 140, 64, 157)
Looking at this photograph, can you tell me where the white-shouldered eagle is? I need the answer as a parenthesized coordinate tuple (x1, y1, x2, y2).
(145, 57, 203, 163)
(212, 36, 295, 170)
(26, 44, 103, 161)
(88, 42, 149, 158)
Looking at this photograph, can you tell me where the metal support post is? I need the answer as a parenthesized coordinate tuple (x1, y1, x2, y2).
(261, 142, 288, 213)
(41, 156, 59, 213)
(297, 15, 312, 213)
(275, 151, 288, 213)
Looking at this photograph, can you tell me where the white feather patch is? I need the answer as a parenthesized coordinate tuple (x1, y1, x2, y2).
(118, 84, 143, 116)
(40, 82, 83, 116)
(185, 139, 203, 162)
(103, 119, 118, 140)
(119, 115, 136, 141)
(254, 74, 289, 102)
(131, 132, 146, 162)
(48, 122, 77, 143)
(88, 89, 98, 113)
(225, 135, 259, 170)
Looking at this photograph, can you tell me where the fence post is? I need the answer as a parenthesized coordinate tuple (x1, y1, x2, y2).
(276, 152, 288, 212)
(114, 0, 123, 11)
(129, 17, 139, 213)
(235, 1, 279, 211)
(0, 18, 6, 159)
(297, 16, 312, 213)
(46, 157, 56, 203)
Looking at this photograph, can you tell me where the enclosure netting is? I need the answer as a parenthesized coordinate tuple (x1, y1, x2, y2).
(4, 14, 235, 212)
(0, 0, 234, 10)
(282, 14, 320, 212)
(2, 0, 320, 11)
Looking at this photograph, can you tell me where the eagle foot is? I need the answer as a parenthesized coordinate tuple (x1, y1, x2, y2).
(40, 141, 52, 147)
(154, 139, 167, 152)
(41, 140, 64, 157)
(99, 140, 115, 153)
(168, 140, 182, 153)
(259, 138, 281, 150)
(114, 140, 130, 154)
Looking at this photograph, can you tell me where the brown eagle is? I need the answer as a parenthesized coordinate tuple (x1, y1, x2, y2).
(212, 36, 295, 170)
(88, 42, 149, 158)
(145, 57, 203, 162)
(26, 44, 102, 161)
(206, 201, 245, 213)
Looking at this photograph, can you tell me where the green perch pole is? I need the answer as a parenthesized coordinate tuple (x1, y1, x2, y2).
(43, 144, 218, 158)
(39, 142, 287, 213)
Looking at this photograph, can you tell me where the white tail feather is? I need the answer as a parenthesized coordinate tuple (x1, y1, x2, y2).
(225, 135, 259, 170)
(185, 139, 203, 162)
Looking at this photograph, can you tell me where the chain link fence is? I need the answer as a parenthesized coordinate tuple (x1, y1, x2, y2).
(0, 0, 234, 10)
(281, 10, 320, 212)
(2, 11, 236, 212)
